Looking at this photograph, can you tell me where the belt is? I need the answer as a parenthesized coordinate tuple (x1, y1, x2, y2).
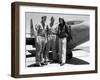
(48, 33, 56, 35)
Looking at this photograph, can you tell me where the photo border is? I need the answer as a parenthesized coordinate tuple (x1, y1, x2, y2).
(11, 2, 98, 78)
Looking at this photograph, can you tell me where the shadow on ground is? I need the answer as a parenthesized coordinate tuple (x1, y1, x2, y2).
(27, 57, 89, 67)
(66, 57, 89, 65)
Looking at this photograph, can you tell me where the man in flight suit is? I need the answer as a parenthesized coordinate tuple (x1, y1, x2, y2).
(45, 16, 58, 63)
(34, 16, 47, 67)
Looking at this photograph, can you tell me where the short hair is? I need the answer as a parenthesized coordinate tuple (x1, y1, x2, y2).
(41, 16, 47, 20)
(51, 16, 54, 21)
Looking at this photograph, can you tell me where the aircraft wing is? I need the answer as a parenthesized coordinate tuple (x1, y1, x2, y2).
(70, 20, 89, 49)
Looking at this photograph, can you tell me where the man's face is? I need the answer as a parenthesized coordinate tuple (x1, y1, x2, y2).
(42, 16, 47, 22)
(51, 17, 55, 23)
(59, 19, 63, 24)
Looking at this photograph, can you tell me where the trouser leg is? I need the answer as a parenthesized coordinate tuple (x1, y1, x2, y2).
(44, 38, 50, 62)
(58, 39, 62, 63)
(62, 38, 67, 63)
(35, 41, 42, 64)
(35, 36, 45, 64)
(41, 39, 46, 62)
(52, 36, 57, 61)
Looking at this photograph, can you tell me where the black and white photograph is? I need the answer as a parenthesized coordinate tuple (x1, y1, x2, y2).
(25, 13, 90, 67)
